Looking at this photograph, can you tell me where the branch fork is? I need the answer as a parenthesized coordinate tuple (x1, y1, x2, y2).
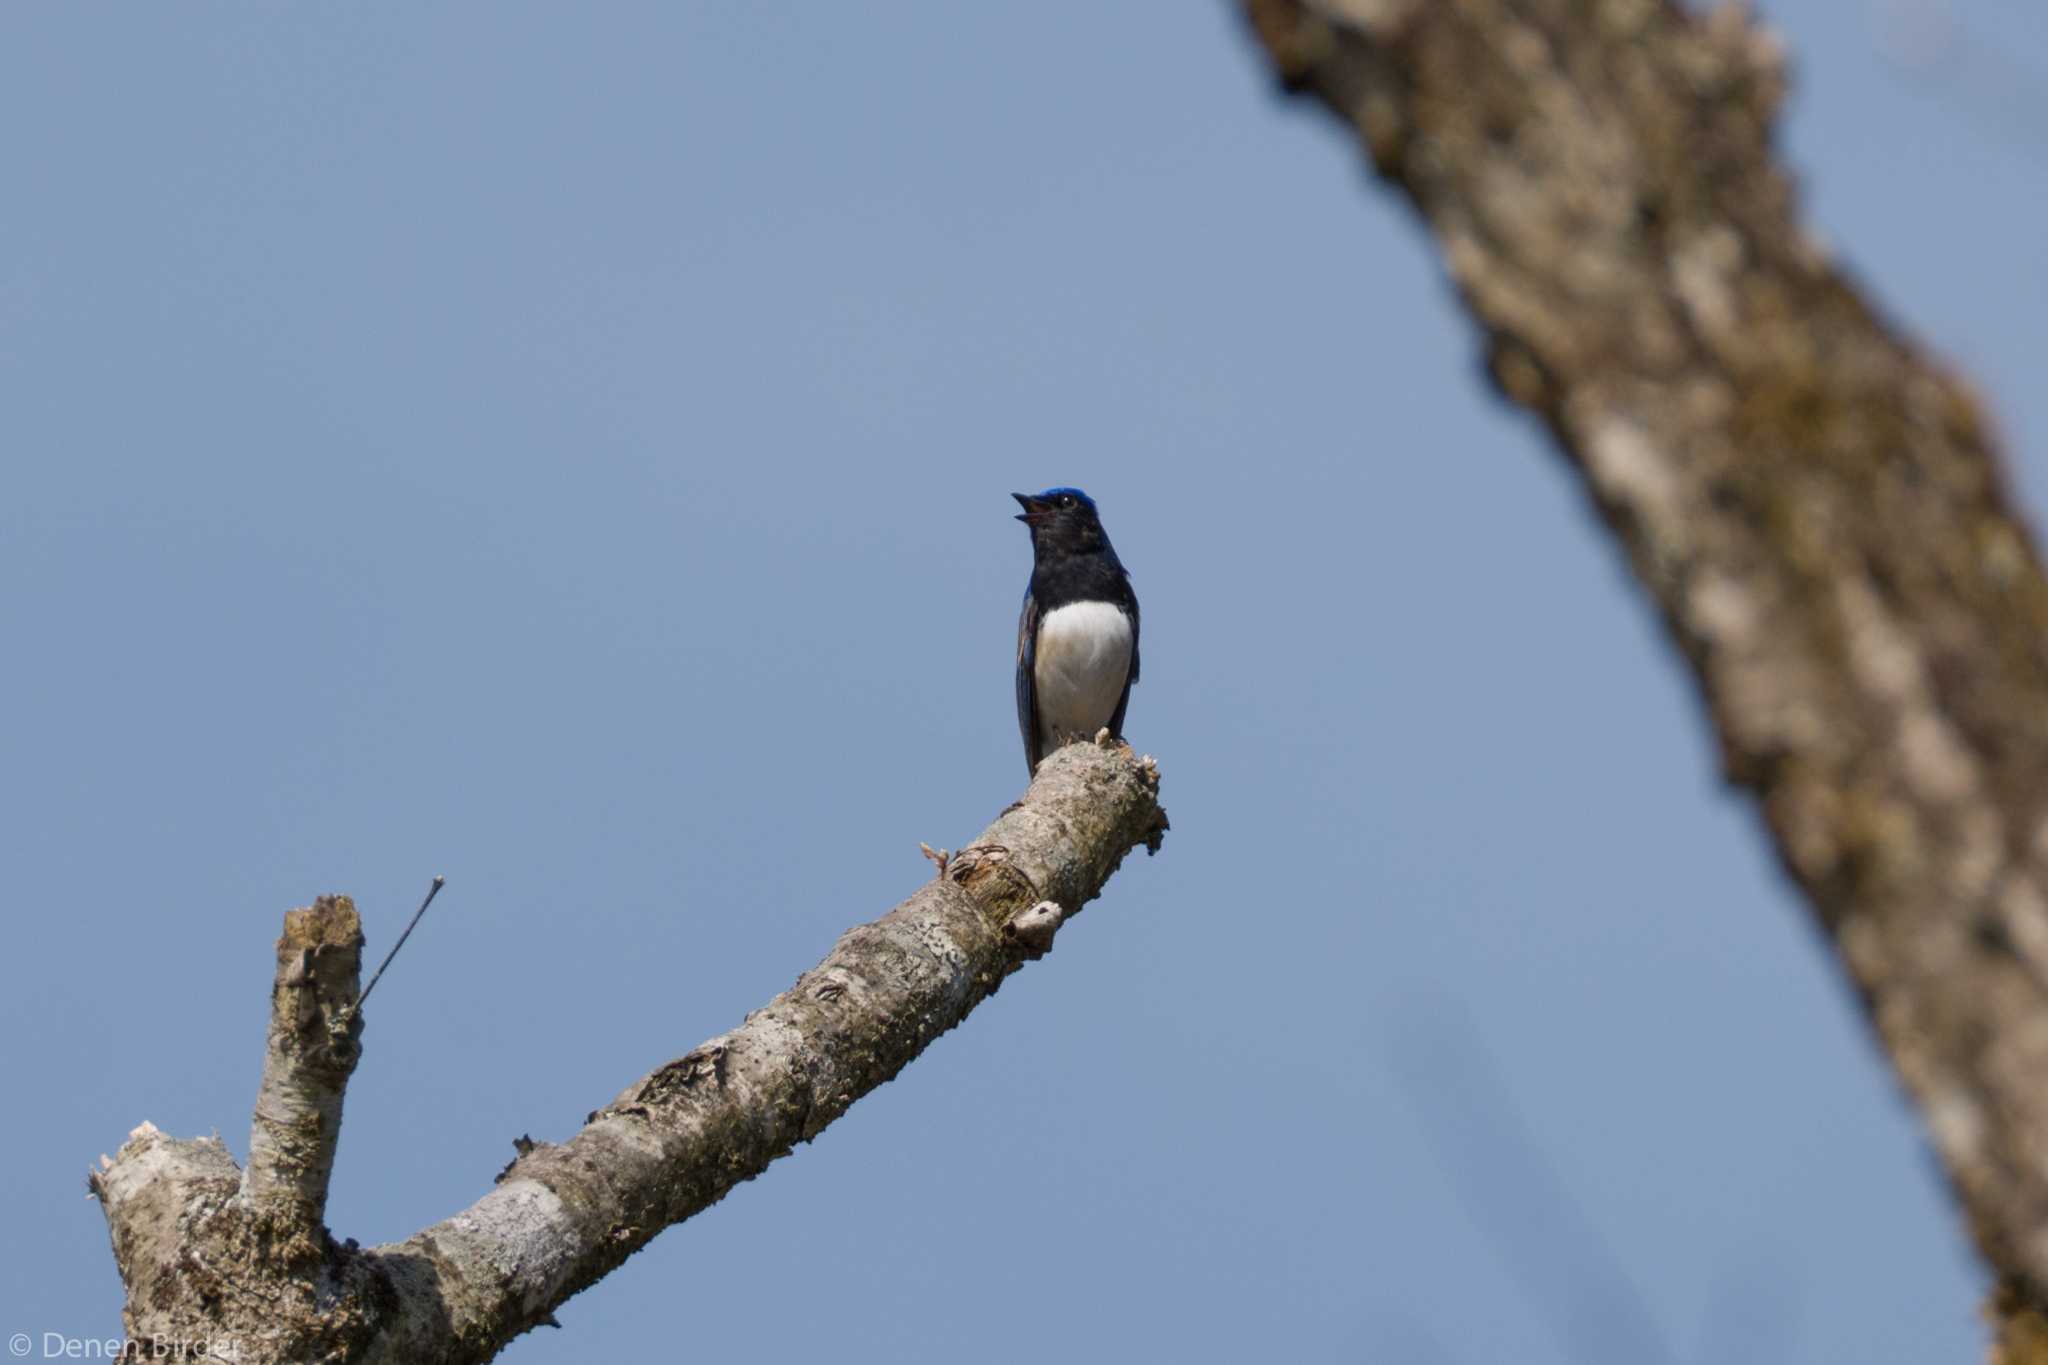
(92, 743, 1166, 1363)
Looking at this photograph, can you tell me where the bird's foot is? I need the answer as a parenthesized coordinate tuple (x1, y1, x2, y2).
(1093, 727, 1138, 760)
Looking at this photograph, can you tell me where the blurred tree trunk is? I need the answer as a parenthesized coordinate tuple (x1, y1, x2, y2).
(1237, 0, 2048, 1355)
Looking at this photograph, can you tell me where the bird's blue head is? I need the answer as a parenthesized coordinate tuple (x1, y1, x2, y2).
(1013, 487, 1111, 556)
(1012, 487, 1097, 524)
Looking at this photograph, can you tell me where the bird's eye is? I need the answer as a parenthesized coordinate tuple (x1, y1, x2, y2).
(1057, 495, 1075, 508)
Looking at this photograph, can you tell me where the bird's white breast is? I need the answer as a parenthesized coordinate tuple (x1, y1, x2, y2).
(1034, 600, 1133, 748)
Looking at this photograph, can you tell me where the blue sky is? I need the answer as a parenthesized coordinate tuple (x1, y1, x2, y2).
(4, 3, 2044, 1361)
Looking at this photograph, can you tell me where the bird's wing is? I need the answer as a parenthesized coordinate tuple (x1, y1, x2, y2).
(1016, 588, 1042, 775)
(1108, 583, 1139, 738)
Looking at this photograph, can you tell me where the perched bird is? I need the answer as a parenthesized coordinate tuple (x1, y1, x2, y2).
(1013, 488, 1140, 775)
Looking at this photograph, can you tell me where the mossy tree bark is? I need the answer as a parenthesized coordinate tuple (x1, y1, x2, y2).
(90, 742, 1166, 1364)
(1237, 0, 2048, 1353)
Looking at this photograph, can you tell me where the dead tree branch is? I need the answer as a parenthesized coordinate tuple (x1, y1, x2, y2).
(91, 741, 1166, 1363)
(1238, 0, 2048, 1345)
(243, 898, 365, 1237)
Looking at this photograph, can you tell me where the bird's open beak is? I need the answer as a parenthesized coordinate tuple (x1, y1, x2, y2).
(1013, 492, 1047, 524)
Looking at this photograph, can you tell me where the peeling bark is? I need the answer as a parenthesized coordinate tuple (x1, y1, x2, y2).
(1238, 0, 2048, 1342)
(91, 741, 1164, 1363)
